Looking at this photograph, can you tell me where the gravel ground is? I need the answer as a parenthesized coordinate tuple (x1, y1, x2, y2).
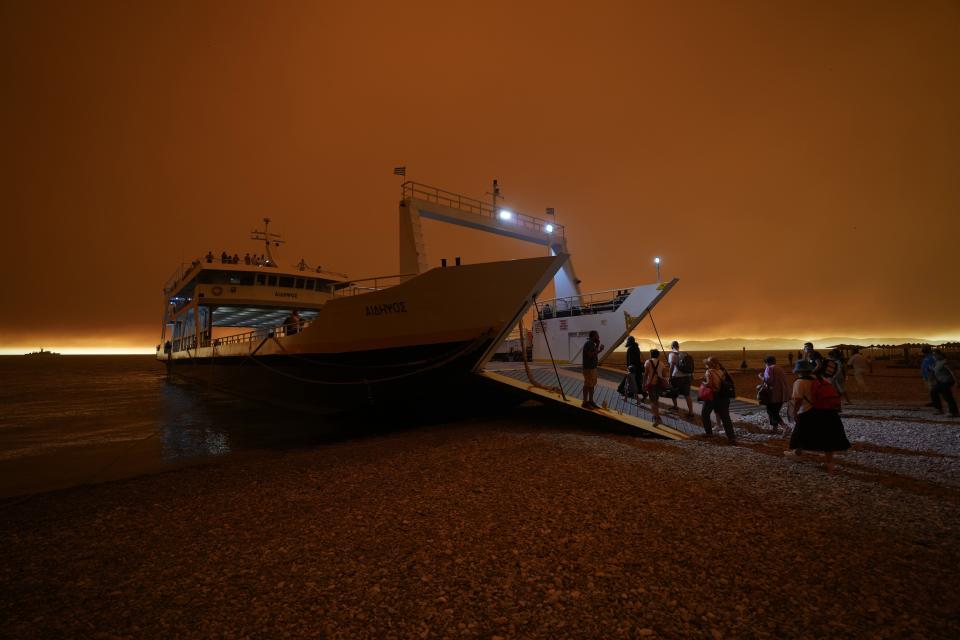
(2, 405, 959, 639)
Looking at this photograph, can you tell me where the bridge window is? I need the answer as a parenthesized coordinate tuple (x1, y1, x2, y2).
(267, 275, 277, 286)
(295, 278, 305, 289)
(257, 274, 266, 286)
(305, 280, 315, 290)
(278, 276, 294, 288)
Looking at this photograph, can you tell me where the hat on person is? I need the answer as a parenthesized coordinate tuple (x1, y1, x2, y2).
(626, 336, 636, 345)
(794, 360, 815, 374)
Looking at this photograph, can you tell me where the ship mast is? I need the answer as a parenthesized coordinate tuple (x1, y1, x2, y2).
(250, 217, 285, 267)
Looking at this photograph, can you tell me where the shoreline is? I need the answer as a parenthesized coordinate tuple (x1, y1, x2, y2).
(2, 406, 958, 638)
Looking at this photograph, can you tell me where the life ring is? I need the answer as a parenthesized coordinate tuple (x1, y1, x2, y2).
(211, 286, 223, 296)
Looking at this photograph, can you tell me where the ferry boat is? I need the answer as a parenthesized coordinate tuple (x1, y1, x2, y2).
(158, 218, 566, 412)
(24, 348, 61, 357)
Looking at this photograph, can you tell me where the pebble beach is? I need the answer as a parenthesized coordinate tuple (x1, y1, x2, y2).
(2, 397, 959, 639)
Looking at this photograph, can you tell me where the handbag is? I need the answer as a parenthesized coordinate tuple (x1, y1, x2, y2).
(756, 382, 772, 405)
(698, 382, 715, 402)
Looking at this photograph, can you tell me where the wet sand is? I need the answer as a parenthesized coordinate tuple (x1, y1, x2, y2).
(2, 403, 958, 639)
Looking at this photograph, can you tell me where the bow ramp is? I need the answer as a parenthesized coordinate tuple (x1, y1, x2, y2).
(477, 363, 698, 440)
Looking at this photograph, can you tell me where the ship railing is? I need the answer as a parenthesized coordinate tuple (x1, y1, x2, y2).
(169, 320, 317, 352)
(333, 273, 416, 297)
(536, 287, 635, 319)
(401, 181, 565, 239)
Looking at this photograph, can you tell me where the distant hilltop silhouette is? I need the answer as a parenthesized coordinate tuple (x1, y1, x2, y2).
(616, 337, 949, 352)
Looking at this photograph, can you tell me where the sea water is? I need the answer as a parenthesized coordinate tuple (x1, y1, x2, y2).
(0, 356, 342, 498)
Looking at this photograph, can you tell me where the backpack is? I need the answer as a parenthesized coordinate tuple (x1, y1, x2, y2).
(935, 364, 956, 385)
(719, 368, 736, 399)
(678, 352, 695, 375)
(810, 377, 842, 411)
(817, 358, 838, 380)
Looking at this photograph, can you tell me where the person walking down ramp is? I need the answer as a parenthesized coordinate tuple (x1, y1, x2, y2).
(786, 360, 851, 472)
(668, 340, 695, 417)
(643, 349, 669, 426)
(623, 336, 646, 405)
(581, 330, 604, 410)
(700, 357, 736, 443)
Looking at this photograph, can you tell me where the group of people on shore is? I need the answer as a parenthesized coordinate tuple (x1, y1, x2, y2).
(580, 335, 960, 470)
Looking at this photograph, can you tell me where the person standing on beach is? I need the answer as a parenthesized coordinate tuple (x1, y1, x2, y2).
(825, 349, 849, 403)
(847, 348, 871, 391)
(667, 340, 695, 417)
(786, 360, 851, 472)
(802, 342, 823, 370)
(930, 351, 959, 417)
(760, 355, 791, 429)
(644, 349, 669, 426)
(921, 345, 936, 405)
(700, 357, 736, 442)
(581, 330, 604, 410)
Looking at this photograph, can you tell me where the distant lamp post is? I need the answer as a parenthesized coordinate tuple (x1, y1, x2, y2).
(654, 256, 661, 282)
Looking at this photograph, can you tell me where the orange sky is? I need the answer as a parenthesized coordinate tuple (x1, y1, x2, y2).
(2, 0, 958, 351)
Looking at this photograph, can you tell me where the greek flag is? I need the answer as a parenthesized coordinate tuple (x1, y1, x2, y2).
(546, 207, 555, 216)
(393, 166, 406, 176)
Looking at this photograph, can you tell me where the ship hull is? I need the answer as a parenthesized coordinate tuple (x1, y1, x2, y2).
(164, 338, 493, 413)
(158, 255, 566, 414)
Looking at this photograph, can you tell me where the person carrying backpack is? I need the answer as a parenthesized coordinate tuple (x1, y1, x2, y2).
(786, 360, 851, 472)
(700, 357, 736, 443)
(668, 340, 695, 418)
(930, 351, 959, 417)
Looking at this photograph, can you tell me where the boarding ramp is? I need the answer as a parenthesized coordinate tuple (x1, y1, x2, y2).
(533, 278, 679, 365)
(479, 362, 699, 440)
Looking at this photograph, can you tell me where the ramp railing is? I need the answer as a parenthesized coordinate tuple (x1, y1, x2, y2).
(402, 181, 565, 239)
(537, 288, 634, 318)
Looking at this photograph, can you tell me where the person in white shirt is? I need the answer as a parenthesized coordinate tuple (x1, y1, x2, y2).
(846, 348, 871, 391)
(667, 340, 694, 417)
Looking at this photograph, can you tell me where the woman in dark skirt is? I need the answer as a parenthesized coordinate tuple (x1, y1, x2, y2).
(787, 360, 851, 472)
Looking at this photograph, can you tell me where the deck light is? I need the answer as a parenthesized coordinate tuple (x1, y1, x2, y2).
(498, 209, 513, 221)
(545, 224, 554, 233)
(654, 256, 661, 281)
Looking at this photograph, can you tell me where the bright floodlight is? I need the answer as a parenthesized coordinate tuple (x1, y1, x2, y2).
(545, 223, 554, 233)
(654, 256, 661, 264)
(498, 209, 513, 221)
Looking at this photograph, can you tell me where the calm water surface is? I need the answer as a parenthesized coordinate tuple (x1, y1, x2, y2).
(0, 356, 351, 498)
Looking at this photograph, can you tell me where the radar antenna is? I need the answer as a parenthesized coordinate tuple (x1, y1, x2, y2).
(485, 179, 504, 214)
(250, 217, 284, 267)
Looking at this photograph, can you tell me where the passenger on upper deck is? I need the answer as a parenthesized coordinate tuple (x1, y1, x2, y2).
(244, 253, 252, 265)
(220, 251, 229, 264)
(232, 253, 240, 264)
(205, 251, 214, 263)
